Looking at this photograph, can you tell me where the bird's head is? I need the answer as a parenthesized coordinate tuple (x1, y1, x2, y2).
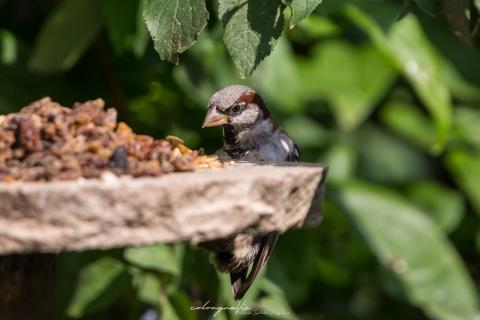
(202, 85, 270, 128)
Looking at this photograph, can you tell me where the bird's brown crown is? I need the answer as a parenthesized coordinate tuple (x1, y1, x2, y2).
(208, 85, 271, 120)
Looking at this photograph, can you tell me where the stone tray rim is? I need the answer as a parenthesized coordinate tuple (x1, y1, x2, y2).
(0, 161, 326, 188)
(0, 162, 327, 255)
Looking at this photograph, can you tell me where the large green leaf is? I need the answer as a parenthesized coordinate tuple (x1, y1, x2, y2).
(143, 0, 208, 63)
(334, 182, 479, 320)
(446, 149, 480, 216)
(159, 292, 180, 320)
(0, 29, 16, 64)
(251, 37, 303, 113)
(135, 272, 161, 306)
(133, 0, 150, 58)
(282, 115, 329, 148)
(288, 0, 324, 28)
(380, 101, 436, 150)
(406, 181, 464, 233)
(298, 41, 397, 130)
(218, 0, 286, 78)
(99, 0, 138, 56)
(67, 257, 130, 318)
(169, 291, 196, 320)
(319, 141, 357, 183)
(29, 0, 102, 73)
(347, 7, 453, 151)
(268, 228, 323, 305)
(388, 16, 452, 152)
(444, 62, 480, 103)
(355, 125, 434, 185)
(124, 244, 179, 275)
(289, 15, 341, 41)
(173, 27, 241, 105)
(257, 279, 298, 320)
(453, 107, 480, 148)
(216, 273, 239, 319)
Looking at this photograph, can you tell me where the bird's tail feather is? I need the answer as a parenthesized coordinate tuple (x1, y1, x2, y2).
(230, 232, 279, 300)
(230, 269, 247, 299)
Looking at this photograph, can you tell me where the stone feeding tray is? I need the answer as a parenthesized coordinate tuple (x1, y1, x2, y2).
(0, 162, 327, 319)
(0, 162, 327, 254)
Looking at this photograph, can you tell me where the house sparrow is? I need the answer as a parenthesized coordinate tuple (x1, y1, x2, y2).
(202, 85, 300, 300)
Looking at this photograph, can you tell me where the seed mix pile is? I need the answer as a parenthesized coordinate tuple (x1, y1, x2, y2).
(0, 97, 220, 182)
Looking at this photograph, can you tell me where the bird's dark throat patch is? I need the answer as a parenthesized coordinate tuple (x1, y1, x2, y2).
(222, 125, 239, 151)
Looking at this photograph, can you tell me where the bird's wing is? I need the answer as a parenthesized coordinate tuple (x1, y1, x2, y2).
(231, 232, 279, 300)
(290, 142, 300, 162)
(230, 269, 247, 299)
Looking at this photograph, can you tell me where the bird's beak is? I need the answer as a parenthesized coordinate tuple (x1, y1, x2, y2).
(202, 108, 229, 128)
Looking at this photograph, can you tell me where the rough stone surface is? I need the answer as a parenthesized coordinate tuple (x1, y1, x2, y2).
(0, 163, 327, 254)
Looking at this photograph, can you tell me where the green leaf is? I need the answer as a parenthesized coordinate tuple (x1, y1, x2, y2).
(29, 0, 102, 73)
(143, 0, 208, 63)
(380, 101, 437, 150)
(215, 272, 242, 320)
(288, 0, 324, 28)
(282, 115, 329, 148)
(173, 28, 242, 105)
(133, 0, 150, 58)
(217, 272, 236, 307)
(251, 37, 303, 113)
(159, 292, 180, 320)
(99, 0, 138, 56)
(453, 107, 480, 147)
(268, 229, 321, 305)
(257, 279, 297, 320)
(334, 182, 479, 320)
(446, 150, 480, 216)
(124, 245, 179, 275)
(388, 16, 452, 152)
(444, 62, 480, 103)
(67, 257, 130, 318)
(182, 245, 220, 300)
(169, 292, 196, 320)
(316, 257, 350, 287)
(347, 7, 453, 151)
(136, 272, 161, 306)
(0, 29, 16, 64)
(355, 125, 434, 185)
(218, 0, 286, 78)
(319, 141, 357, 183)
(298, 41, 396, 130)
(289, 16, 341, 42)
(406, 182, 464, 233)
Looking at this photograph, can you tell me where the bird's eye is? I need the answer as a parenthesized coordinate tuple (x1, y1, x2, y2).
(231, 103, 244, 114)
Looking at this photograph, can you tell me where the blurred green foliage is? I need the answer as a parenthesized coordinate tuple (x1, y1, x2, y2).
(1, 0, 480, 319)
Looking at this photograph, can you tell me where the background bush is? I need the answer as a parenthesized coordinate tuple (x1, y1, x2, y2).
(1, 0, 480, 319)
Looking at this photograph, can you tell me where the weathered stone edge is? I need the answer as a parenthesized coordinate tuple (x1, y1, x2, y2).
(0, 163, 327, 254)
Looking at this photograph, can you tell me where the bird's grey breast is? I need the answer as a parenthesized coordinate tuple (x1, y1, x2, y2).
(218, 120, 298, 162)
(230, 130, 296, 162)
